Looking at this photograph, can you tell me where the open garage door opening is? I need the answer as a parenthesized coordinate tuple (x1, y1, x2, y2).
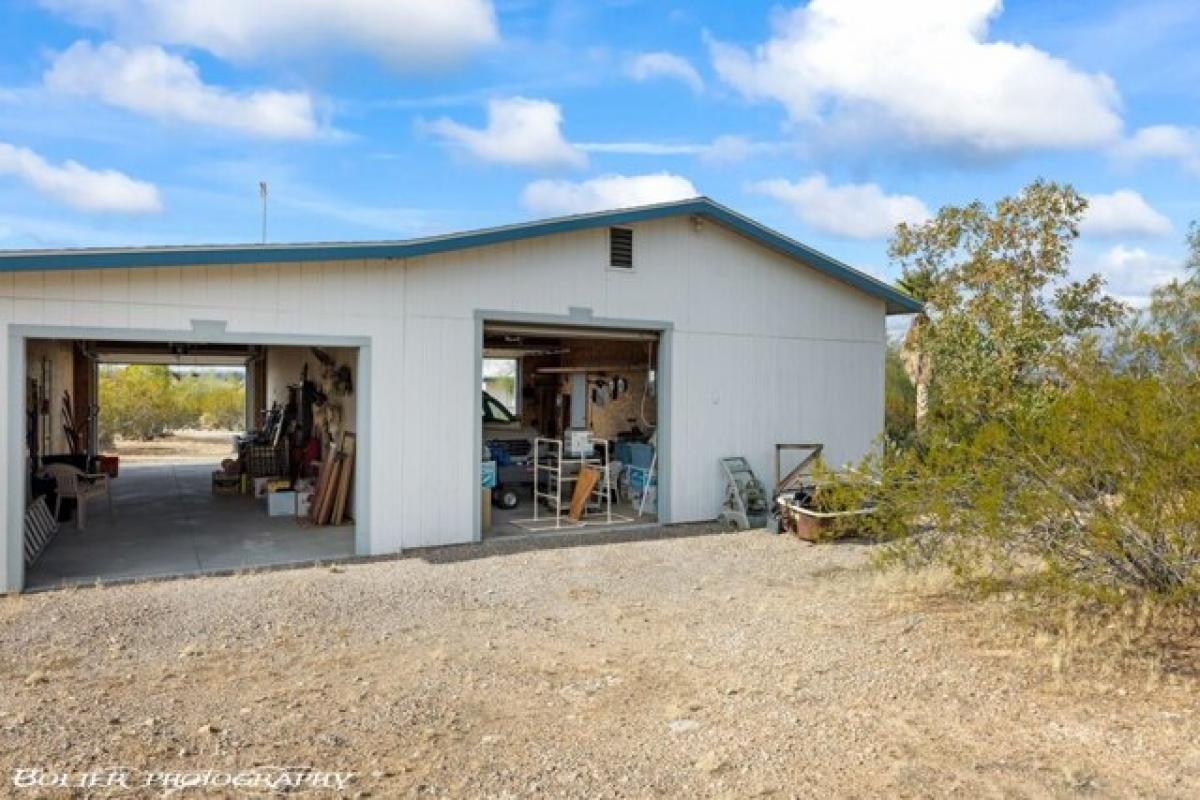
(480, 322, 661, 536)
(23, 338, 361, 589)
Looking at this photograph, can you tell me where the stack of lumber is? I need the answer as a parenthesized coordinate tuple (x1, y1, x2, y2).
(309, 431, 356, 526)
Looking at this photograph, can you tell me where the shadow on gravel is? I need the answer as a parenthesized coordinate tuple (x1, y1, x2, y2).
(409, 523, 733, 566)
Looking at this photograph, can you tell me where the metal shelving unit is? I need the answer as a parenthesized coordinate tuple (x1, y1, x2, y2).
(513, 436, 629, 532)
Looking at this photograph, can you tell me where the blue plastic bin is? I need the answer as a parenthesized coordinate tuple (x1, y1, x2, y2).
(481, 460, 497, 489)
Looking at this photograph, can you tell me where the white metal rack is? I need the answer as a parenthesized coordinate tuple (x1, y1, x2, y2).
(512, 436, 632, 532)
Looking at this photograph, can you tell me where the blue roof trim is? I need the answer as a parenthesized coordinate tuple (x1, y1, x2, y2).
(0, 197, 921, 314)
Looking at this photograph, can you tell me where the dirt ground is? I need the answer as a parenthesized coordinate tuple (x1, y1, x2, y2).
(110, 430, 240, 463)
(1, 526, 1197, 798)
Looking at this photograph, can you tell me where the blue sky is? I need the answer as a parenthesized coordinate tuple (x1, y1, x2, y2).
(0, 0, 1197, 306)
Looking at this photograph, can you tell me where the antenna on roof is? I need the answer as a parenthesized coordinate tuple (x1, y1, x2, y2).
(258, 181, 269, 244)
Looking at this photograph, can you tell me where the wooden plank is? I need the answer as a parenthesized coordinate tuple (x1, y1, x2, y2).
(568, 466, 601, 521)
(312, 460, 334, 523)
(331, 433, 356, 526)
(309, 443, 337, 522)
(314, 433, 347, 526)
(316, 459, 341, 525)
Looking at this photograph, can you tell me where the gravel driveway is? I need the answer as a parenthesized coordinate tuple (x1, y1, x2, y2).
(1, 525, 1197, 798)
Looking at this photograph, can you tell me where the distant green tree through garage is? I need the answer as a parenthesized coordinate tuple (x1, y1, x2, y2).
(98, 364, 245, 447)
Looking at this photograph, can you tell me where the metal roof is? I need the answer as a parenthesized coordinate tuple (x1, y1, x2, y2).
(0, 197, 920, 314)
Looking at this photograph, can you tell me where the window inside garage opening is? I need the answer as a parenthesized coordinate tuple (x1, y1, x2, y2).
(480, 323, 660, 536)
(482, 357, 519, 415)
(22, 339, 361, 589)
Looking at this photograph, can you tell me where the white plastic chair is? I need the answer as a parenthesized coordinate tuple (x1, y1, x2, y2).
(41, 463, 113, 530)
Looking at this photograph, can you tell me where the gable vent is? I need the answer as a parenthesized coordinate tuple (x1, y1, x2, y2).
(609, 227, 633, 268)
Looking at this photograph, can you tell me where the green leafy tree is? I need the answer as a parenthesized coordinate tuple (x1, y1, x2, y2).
(889, 179, 1124, 436)
(831, 181, 1200, 606)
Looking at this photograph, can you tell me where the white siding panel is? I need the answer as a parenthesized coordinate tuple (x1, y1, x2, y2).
(153, 268, 182, 306)
(318, 262, 347, 318)
(43, 299, 72, 326)
(14, 272, 43, 299)
(246, 263, 280, 309)
(14, 298, 43, 325)
(511, 231, 608, 316)
(298, 263, 322, 311)
(100, 268, 129, 304)
(178, 267, 205, 310)
(125, 268, 156, 305)
(668, 329, 883, 522)
(342, 260, 371, 316)
(43, 271, 71, 301)
(127, 303, 158, 329)
(100, 301, 130, 329)
(399, 315, 475, 548)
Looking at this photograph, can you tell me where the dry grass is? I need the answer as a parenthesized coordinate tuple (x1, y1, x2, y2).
(869, 564, 1200, 695)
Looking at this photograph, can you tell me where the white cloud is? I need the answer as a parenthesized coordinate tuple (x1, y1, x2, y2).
(578, 141, 706, 156)
(521, 173, 698, 215)
(1083, 245, 1185, 307)
(44, 41, 320, 139)
(750, 174, 929, 239)
(0, 141, 161, 214)
(1081, 190, 1172, 237)
(627, 52, 704, 94)
(576, 135, 787, 164)
(39, 0, 498, 69)
(1113, 125, 1200, 175)
(427, 97, 587, 170)
(700, 134, 763, 164)
(709, 0, 1122, 153)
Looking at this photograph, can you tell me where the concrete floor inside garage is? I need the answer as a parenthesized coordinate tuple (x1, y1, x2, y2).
(26, 462, 355, 590)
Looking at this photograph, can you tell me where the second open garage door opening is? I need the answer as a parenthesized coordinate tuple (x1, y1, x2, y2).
(22, 339, 361, 589)
(480, 322, 662, 536)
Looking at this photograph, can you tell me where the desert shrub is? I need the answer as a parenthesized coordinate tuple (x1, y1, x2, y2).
(99, 365, 177, 441)
(99, 365, 245, 441)
(884, 345, 916, 446)
(860, 180, 1200, 608)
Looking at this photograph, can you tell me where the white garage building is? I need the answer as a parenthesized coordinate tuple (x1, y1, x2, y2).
(0, 197, 917, 593)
